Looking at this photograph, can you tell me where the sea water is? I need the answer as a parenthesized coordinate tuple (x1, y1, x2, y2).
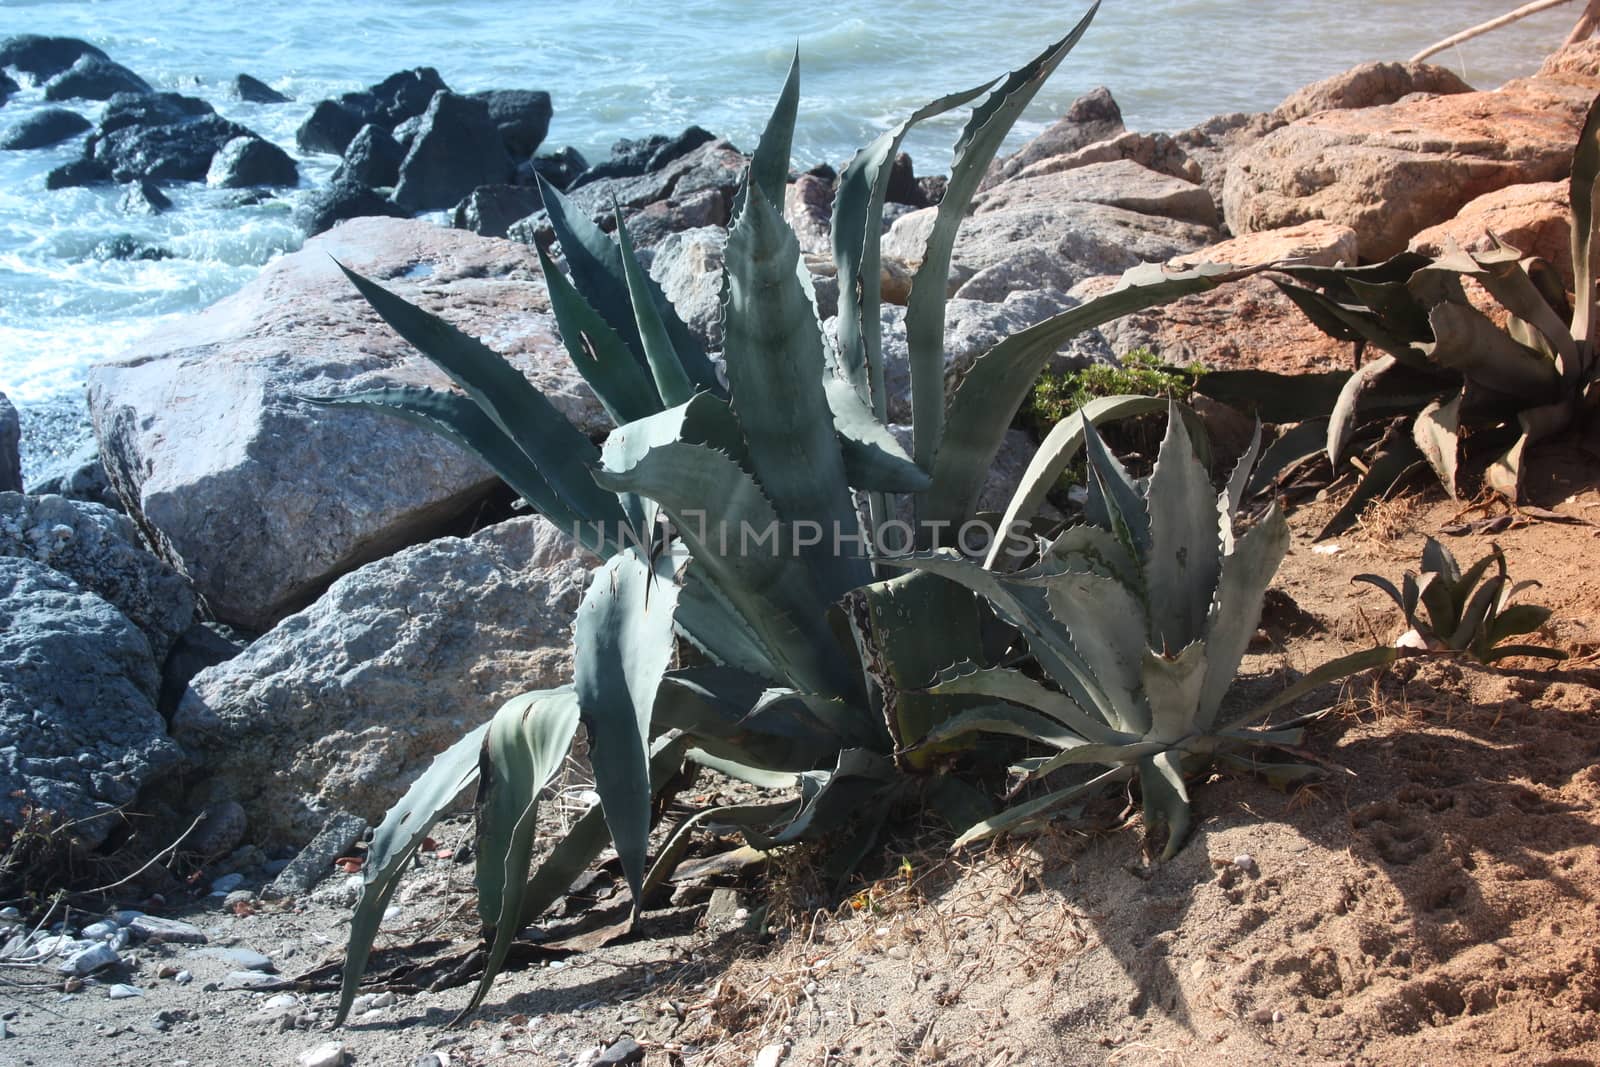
(0, 0, 1576, 464)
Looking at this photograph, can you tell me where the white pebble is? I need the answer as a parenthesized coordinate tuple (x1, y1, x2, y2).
(1233, 853, 1258, 874)
(296, 1042, 346, 1067)
(107, 984, 142, 999)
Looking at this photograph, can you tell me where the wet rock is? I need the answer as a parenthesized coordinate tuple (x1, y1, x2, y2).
(469, 88, 552, 159)
(44, 55, 151, 102)
(91, 114, 254, 184)
(451, 183, 544, 239)
(92, 234, 172, 261)
(572, 125, 716, 187)
(175, 516, 592, 843)
(0, 394, 17, 494)
(232, 74, 289, 104)
(89, 218, 600, 627)
(295, 97, 371, 156)
(45, 156, 112, 189)
(118, 179, 171, 216)
(331, 124, 403, 188)
(0, 35, 108, 82)
(100, 91, 213, 134)
(988, 85, 1125, 187)
(262, 812, 367, 898)
(521, 144, 588, 190)
(2, 107, 92, 150)
(206, 135, 297, 188)
(0, 71, 16, 104)
(297, 178, 409, 237)
(369, 67, 449, 129)
(392, 91, 512, 211)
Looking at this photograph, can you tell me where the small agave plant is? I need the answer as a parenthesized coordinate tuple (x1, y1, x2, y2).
(891, 408, 1397, 858)
(1353, 538, 1565, 664)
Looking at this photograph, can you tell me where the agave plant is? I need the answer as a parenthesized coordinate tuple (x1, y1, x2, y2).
(886, 409, 1397, 858)
(1197, 91, 1600, 536)
(1353, 538, 1565, 664)
(312, 4, 1268, 1021)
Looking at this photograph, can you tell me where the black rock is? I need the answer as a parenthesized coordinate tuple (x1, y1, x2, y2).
(916, 174, 947, 207)
(92, 114, 252, 183)
(93, 234, 173, 261)
(295, 98, 368, 156)
(451, 184, 544, 239)
(120, 180, 172, 216)
(44, 54, 152, 102)
(518, 145, 588, 190)
(297, 178, 409, 237)
(332, 124, 403, 188)
(390, 114, 423, 152)
(0, 71, 18, 105)
(99, 92, 214, 135)
(885, 151, 923, 207)
(158, 623, 244, 720)
(0, 392, 19, 494)
(370, 67, 448, 127)
(391, 91, 512, 212)
(1, 107, 92, 150)
(649, 125, 716, 171)
(206, 136, 297, 188)
(0, 35, 108, 82)
(232, 74, 289, 104)
(572, 125, 716, 189)
(594, 1037, 644, 1067)
(804, 161, 837, 183)
(468, 88, 552, 159)
(46, 156, 112, 189)
(28, 439, 116, 510)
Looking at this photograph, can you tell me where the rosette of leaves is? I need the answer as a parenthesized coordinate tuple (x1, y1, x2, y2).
(311, 4, 1263, 1021)
(886, 409, 1397, 858)
(1353, 537, 1565, 663)
(1197, 91, 1600, 536)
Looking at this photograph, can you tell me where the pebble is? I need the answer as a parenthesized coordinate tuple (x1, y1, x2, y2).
(175, 970, 193, 985)
(210, 873, 246, 895)
(220, 970, 288, 990)
(296, 1042, 346, 1067)
(1233, 854, 1258, 875)
(107, 984, 143, 1000)
(755, 1043, 788, 1067)
(210, 947, 274, 972)
(58, 943, 120, 976)
(594, 1036, 643, 1066)
(82, 921, 118, 940)
(223, 890, 256, 910)
(0, 907, 19, 921)
(129, 915, 208, 944)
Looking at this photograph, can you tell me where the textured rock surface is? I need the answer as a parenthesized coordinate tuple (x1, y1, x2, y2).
(0, 393, 18, 494)
(987, 86, 1125, 187)
(451, 184, 544, 239)
(392, 92, 512, 212)
(296, 178, 408, 236)
(43, 55, 151, 102)
(1409, 181, 1571, 282)
(564, 138, 746, 225)
(973, 159, 1218, 228)
(0, 35, 107, 82)
(1272, 60, 1473, 124)
(88, 217, 603, 629)
(89, 114, 253, 184)
(784, 174, 834, 256)
(232, 74, 289, 105)
(0, 558, 179, 848)
(1170, 220, 1360, 270)
(173, 516, 592, 845)
(1223, 50, 1600, 259)
(468, 89, 552, 159)
(331, 124, 403, 188)
(0, 493, 194, 663)
(1, 107, 92, 150)
(647, 226, 728, 351)
(1006, 130, 1201, 185)
(205, 136, 298, 188)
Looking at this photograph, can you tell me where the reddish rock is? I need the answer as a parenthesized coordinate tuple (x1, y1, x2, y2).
(1171, 220, 1359, 270)
(1409, 181, 1572, 282)
(1273, 60, 1473, 123)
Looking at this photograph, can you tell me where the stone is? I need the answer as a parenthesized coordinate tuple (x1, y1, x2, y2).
(297, 1041, 346, 1067)
(93, 234, 172, 262)
(331, 124, 403, 188)
(1409, 181, 1572, 283)
(0, 71, 16, 104)
(1272, 60, 1473, 124)
(221, 970, 288, 990)
(118, 179, 171, 216)
(973, 159, 1217, 228)
(647, 226, 726, 351)
(296, 178, 409, 237)
(573, 125, 717, 187)
(369, 67, 449, 128)
(784, 173, 834, 256)
(522, 145, 588, 190)
(296, 98, 368, 156)
(754, 1045, 787, 1067)
(206, 136, 297, 188)
(0, 493, 196, 663)
(99, 92, 213, 135)
(186, 799, 248, 857)
(452, 183, 544, 239)
(704, 888, 745, 931)
(0, 36, 108, 82)
(2, 108, 92, 149)
(106, 983, 142, 999)
(158, 622, 244, 718)
(45, 157, 112, 189)
(0, 394, 17, 493)
(90, 218, 601, 628)
(564, 138, 745, 222)
(618, 186, 729, 248)
(0, 559, 178, 848)
(44, 55, 151, 102)
(1175, 111, 1282, 216)
(595, 1036, 645, 1066)
(127, 915, 207, 944)
(1223, 56, 1600, 260)
(59, 943, 121, 976)
(208, 946, 272, 971)
(1007, 130, 1202, 185)
(392, 92, 513, 212)
(175, 516, 592, 843)
(469, 89, 552, 159)
(232, 74, 289, 104)
(209, 872, 245, 895)
(263, 812, 367, 898)
(885, 152, 924, 207)
(1169, 220, 1360, 270)
(987, 86, 1125, 187)
(27, 439, 116, 510)
(90, 114, 254, 184)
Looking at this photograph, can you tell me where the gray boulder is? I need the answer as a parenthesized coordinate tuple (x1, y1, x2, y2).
(89, 217, 606, 629)
(0, 393, 17, 493)
(469, 89, 552, 159)
(98, 91, 213, 135)
(563, 138, 746, 225)
(296, 178, 408, 237)
(89, 114, 253, 184)
(44, 55, 151, 102)
(451, 183, 544, 239)
(295, 97, 371, 156)
(173, 515, 592, 845)
(392, 92, 512, 212)
(118, 179, 171, 216)
(646, 226, 727, 351)
(0, 493, 195, 664)
(0, 36, 108, 82)
(331, 124, 403, 188)
(368, 67, 448, 129)
(0, 558, 180, 848)
(205, 136, 297, 188)
(232, 74, 289, 104)
(972, 160, 1218, 228)
(2, 108, 92, 150)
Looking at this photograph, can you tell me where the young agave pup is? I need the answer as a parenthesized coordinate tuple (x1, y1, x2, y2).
(896, 407, 1397, 858)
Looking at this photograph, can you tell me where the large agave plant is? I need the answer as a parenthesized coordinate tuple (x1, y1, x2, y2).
(889, 409, 1396, 858)
(314, 4, 1262, 1020)
(1198, 90, 1600, 535)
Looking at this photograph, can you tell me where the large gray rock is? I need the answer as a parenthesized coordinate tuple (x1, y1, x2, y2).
(173, 515, 592, 845)
(0, 36, 108, 83)
(43, 55, 151, 102)
(0, 493, 193, 663)
(563, 138, 746, 234)
(0, 393, 18, 493)
(89, 217, 606, 630)
(392, 92, 513, 212)
(987, 86, 1125, 187)
(646, 226, 728, 351)
(468, 89, 552, 159)
(205, 136, 297, 188)
(0, 558, 180, 848)
(331, 124, 403, 188)
(1, 107, 92, 150)
(972, 159, 1218, 228)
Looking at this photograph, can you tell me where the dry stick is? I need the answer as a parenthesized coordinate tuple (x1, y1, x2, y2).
(74, 811, 205, 897)
(1411, 0, 1578, 63)
(1567, 0, 1600, 43)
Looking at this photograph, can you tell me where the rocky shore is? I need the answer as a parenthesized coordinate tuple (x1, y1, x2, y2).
(3, 29, 1600, 1067)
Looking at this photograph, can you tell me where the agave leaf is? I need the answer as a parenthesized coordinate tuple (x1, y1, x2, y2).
(655, 669, 877, 770)
(574, 544, 684, 918)
(1038, 569, 1150, 733)
(1024, 738, 1169, 778)
(926, 662, 1126, 744)
(1220, 421, 1264, 537)
(1568, 91, 1600, 371)
(1484, 643, 1569, 662)
(614, 207, 696, 406)
(1344, 276, 1435, 342)
(1316, 433, 1424, 541)
(1213, 752, 1325, 789)
(1351, 573, 1407, 612)
(723, 181, 869, 600)
(953, 764, 1133, 849)
(1144, 404, 1222, 651)
(1421, 536, 1461, 584)
(1246, 419, 1329, 497)
(641, 800, 796, 900)
(1427, 243, 1579, 375)
(986, 394, 1168, 569)
(1043, 523, 1140, 589)
(928, 261, 1258, 529)
(1194, 369, 1351, 423)
(1141, 750, 1193, 861)
(594, 442, 855, 698)
(336, 264, 628, 538)
(687, 749, 803, 790)
(1328, 354, 1397, 466)
(1195, 505, 1291, 731)
(1225, 645, 1399, 733)
(1079, 412, 1152, 558)
(1447, 574, 1506, 651)
(758, 748, 897, 847)
(600, 392, 746, 540)
(910, 702, 1085, 750)
(535, 243, 662, 425)
(747, 49, 800, 214)
(905, 7, 1099, 471)
(1412, 390, 1463, 498)
(833, 82, 995, 414)
(337, 721, 488, 1024)
(1275, 253, 1436, 292)
(1487, 603, 1553, 643)
(1142, 641, 1209, 745)
(464, 688, 583, 1017)
(1485, 431, 1528, 501)
(824, 377, 932, 492)
(1449, 548, 1502, 613)
(1425, 302, 1561, 401)
(674, 573, 785, 682)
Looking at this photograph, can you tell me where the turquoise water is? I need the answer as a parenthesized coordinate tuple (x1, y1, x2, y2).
(0, 0, 1578, 413)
